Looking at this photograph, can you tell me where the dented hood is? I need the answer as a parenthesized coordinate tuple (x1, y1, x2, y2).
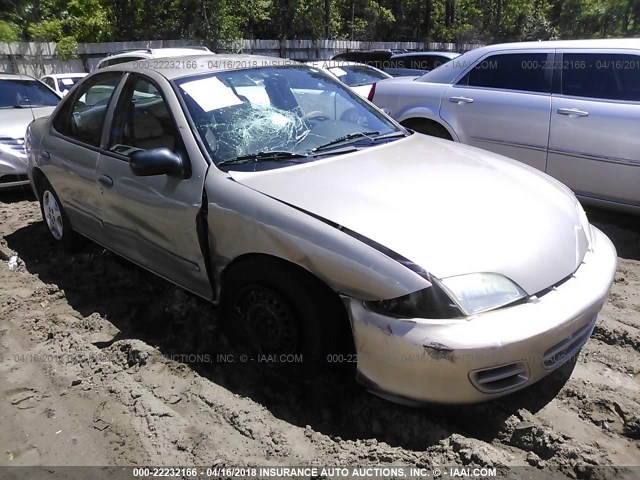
(229, 134, 590, 295)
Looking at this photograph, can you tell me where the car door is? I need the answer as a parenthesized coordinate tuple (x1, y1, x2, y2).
(546, 50, 640, 208)
(96, 72, 212, 299)
(41, 71, 124, 236)
(439, 50, 553, 172)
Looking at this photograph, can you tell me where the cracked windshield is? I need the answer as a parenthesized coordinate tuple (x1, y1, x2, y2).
(175, 66, 403, 170)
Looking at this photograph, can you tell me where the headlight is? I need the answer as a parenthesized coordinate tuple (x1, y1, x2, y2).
(365, 283, 463, 319)
(438, 273, 527, 316)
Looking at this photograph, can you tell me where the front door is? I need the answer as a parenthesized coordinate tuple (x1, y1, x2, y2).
(96, 73, 212, 299)
(439, 51, 553, 172)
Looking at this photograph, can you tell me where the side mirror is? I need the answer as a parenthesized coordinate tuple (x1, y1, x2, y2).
(129, 148, 188, 178)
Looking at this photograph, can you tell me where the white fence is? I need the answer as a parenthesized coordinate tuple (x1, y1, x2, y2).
(0, 39, 483, 76)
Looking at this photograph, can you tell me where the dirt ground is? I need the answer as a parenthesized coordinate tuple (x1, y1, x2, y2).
(0, 189, 638, 479)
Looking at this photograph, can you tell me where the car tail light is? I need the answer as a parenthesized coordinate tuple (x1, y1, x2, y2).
(367, 82, 377, 101)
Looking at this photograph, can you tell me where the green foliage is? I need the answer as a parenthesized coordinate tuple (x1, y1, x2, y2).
(56, 36, 78, 60)
(3, 0, 640, 46)
(0, 20, 20, 41)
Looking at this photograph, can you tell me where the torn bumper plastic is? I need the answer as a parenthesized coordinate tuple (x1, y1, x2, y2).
(345, 227, 617, 405)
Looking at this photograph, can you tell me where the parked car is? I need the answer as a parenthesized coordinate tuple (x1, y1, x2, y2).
(332, 50, 460, 76)
(0, 73, 60, 189)
(95, 46, 212, 70)
(41, 73, 88, 96)
(369, 39, 640, 214)
(306, 60, 392, 96)
(26, 55, 616, 404)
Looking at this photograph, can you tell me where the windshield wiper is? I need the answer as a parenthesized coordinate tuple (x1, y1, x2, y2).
(218, 150, 309, 167)
(312, 131, 380, 152)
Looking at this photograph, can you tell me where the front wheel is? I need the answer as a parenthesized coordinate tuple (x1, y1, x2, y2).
(221, 259, 348, 370)
(38, 178, 84, 252)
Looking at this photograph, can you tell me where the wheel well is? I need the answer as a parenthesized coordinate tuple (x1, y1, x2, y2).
(220, 253, 354, 351)
(400, 117, 453, 140)
(31, 168, 46, 195)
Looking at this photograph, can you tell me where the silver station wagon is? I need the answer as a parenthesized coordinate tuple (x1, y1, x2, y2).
(25, 55, 616, 404)
(369, 39, 640, 214)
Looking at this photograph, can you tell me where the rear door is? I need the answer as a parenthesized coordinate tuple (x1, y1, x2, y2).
(546, 50, 640, 208)
(96, 73, 212, 299)
(41, 71, 124, 236)
(439, 50, 553, 171)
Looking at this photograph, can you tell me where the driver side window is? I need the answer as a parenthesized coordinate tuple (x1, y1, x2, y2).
(108, 75, 179, 155)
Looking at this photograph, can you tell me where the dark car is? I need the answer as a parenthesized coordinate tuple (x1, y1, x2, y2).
(332, 50, 460, 76)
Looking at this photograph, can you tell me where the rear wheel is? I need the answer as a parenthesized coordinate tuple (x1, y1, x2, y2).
(37, 178, 84, 252)
(401, 118, 452, 140)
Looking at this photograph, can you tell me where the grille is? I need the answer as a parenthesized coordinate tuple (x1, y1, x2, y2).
(542, 316, 596, 370)
(470, 361, 529, 394)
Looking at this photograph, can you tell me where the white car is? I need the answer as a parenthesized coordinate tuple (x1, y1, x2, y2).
(306, 60, 392, 97)
(95, 46, 212, 70)
(41, 73, 88, 96)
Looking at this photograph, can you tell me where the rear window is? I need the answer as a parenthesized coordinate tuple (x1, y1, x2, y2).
(561, 53, 640, 101)
(328, 65, 390, 86)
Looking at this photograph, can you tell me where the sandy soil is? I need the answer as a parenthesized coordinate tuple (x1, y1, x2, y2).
(0, 189, 638, 479)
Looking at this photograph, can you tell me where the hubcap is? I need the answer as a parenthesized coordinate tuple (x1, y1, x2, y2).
(43, 190, 64, 240)
(235, 286, 298, 355)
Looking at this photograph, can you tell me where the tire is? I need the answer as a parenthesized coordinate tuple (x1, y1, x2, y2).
(401, 118, 452, 140)
(220, 258, 348, 370)
(37, 178, 84, 252)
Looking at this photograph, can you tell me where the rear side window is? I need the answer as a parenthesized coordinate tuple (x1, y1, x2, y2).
(53, 72, 123, 147)
(561, 53, 640, 101)
(458, 53, 549, 93)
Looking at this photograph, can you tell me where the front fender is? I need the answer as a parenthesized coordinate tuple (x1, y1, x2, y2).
(205, 173, 430, 302)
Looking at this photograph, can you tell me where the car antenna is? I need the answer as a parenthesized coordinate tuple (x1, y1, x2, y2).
(10, 42, 36, 122)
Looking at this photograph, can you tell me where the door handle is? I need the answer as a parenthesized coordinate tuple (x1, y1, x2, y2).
(98, 174, 113, 187)
(39, 150, 50, 160)
(557, 108, 589, 117)
(449, 96, 474, 104)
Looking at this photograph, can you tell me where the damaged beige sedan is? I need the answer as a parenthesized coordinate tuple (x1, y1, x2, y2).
(25, 55, 617, 404)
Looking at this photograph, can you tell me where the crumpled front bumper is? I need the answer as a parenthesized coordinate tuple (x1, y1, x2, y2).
(345, 227, 617, 405)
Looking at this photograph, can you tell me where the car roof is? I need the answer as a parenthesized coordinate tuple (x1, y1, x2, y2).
(307, 60, 376, 68)
(101, 54, 299, 80)
(104, 46, 211, 59)
(391, 51, 460, 59)
(418, 38, 640, 84)
(41, 73, 87, 79)
(473, 38, 640, 52)
(0, 73, 38, 81)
